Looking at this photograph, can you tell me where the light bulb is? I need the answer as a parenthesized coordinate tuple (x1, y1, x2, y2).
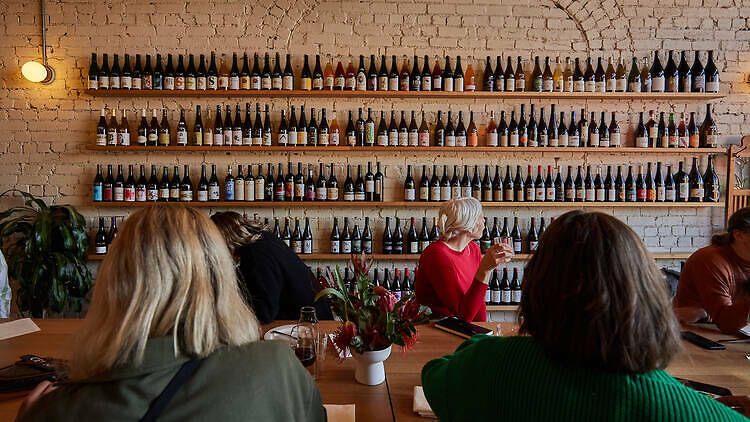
(22, 61, 49, 83)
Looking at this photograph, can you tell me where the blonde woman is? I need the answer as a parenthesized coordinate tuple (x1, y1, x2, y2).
(16, 205, 325, 422)
(415, 197, 513, 322)
(211, 211, 332, 324)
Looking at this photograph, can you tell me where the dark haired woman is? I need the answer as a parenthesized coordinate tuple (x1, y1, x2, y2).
(211, 212, 332, 324)
(421, 211, 746, 421)
(675, 207, 750, 333)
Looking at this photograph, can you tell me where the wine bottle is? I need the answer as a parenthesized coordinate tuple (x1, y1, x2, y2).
(705, 51, 719, 93)
(700, 104, 718, 148)
(688, 157, 704, 202)
(327, 163, 339, 201)
(703, 155, 720, 202)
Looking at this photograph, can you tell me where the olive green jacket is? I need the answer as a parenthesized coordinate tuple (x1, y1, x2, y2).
(19, 337, 325, 421)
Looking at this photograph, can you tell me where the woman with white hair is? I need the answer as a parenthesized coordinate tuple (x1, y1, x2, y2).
(16, 205, 325, 421)
(415, 197, 514, 322)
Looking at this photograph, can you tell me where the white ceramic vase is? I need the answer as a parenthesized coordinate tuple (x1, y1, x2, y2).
(352, 345, 392, 385)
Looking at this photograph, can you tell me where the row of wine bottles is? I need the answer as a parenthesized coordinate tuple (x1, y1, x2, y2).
(95, 103, 719, 149)
(326, 266, 418, 302)
(486, 267, 523, 305)
(92, 157, 720, 204)
(87, 50, 720, 93)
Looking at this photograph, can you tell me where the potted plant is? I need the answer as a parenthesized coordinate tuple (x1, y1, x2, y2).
(0, 190, 92, 317)
(315, 253, 431, 385)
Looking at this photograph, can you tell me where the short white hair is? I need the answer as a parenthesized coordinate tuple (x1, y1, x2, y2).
(438, 197, 482, 241)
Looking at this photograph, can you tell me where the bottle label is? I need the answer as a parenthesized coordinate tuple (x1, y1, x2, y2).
(98, 76, 109, 89)
(404, 189, 415, 201)
(234, 182, 245, 201)
(462, 187, 472, 198)
(410, 242, 419, 253)
(611, 132, 620, 146)
(442, 186, 452, 201)
(706, 134, 718, 147)
(297, 130, 307, 146)
(134, 187, 145, 201)
(548, 136, 558, 147)
(669, 135, 678, 147)
(679, 182, 689, 200)
(559, 133, 568, 147)
(652, 76, 665, 92)
(280, 75, 293, 90)
(605, 78, 616, 92)
(445, 135, 456, 147)
(225, 182, 234, 200)
(706, 80, 719, 93)
(565, 188, 575, 200)
(355, 191, 365, 201)
(328, 188, 339, 200)
(255, 182, 265, 201)
(345, 77, 356, 90)
(107, 132, 117, 146)
(180, 189, 193, 202)
(594, 80, 605, 92)
(487, 133, 498, 147)
(93, 185, 103, 201)
(574, 80, 585, 92)
(541, 79, 553, 92)
(513, 241, 522, 253)
(592, 188, 603, 201)
(629, 81, 641, 92)
(708, 187, 720, 202)
(512, 290, 521, 303)
(455, 187, 463, 199)
(413, 132, 424, 146)
(125, 187, 137, 201)
(694, 75, 705, 91)
(636, 136, 649, 148)
(113, 187, 125, 201)
(607, 188, 616, 202)
(625, 189, 636, 202)
(214, 132, 224, 146)
(365, 180, 375, 194)
(419, 132, 430, 146)
(316, 187, 327, 200)
(545, 187, 555, 200)
(509, 134, 519, 147)
(649, 126, 658, 139)
(501, 290, 511, 304)
(599, 137, 609, 147)
(261, 77, 271, 90)
(341, 240, 352, 253)
(690, 187, 704, 199)
(159, 188, 169, 200)
(110, 76, 120, 89)
(667, 77, 677, 92)
(97, 133, 106, 146)
(420, 187, 429, 201)
(95, 245, 107, 254)
(689, 134, 700, 148)
(585, 80, 595, 92)
(656, 186, 665, 201)
(569, 135, 579, 147)
(377, 134, 388, 146)
(589, 133, 599, 147)
(197, 190, 208, 202)
(535, 187, 545, 201)
(331, 240, 340, 254)
(666, 187, 676, 201)
(177, 130, 188, 145)
(514, 78, 523, 91)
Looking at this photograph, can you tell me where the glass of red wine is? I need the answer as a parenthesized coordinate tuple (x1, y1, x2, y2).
(292, 306, 319, 380)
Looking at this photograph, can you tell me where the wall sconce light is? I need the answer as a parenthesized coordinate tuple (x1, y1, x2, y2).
(22, 0, 55, 84)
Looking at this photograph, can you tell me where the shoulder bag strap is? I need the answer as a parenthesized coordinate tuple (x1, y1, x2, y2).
(139, 359, 202, 422)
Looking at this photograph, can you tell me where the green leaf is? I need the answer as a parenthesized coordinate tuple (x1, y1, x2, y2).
(314, 287, 346, 303)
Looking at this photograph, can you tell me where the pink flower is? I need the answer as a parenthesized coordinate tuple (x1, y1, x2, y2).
(373, 286, 388, 297)
(377, 292, 396, 313)
(333, 321, 358, 352)
(351, 252, 373, 278)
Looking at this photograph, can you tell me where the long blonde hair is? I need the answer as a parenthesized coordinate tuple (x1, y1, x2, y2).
(70, 205, 260, 380)
(438, 197, 482, 241)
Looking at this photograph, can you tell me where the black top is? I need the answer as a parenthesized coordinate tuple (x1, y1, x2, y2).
(236, 231, 332, 324)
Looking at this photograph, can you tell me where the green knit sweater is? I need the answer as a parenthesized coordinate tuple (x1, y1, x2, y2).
(422, 336, 748, 421)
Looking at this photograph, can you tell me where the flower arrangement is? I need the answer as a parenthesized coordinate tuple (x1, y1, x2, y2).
(315, 253, 431, 355)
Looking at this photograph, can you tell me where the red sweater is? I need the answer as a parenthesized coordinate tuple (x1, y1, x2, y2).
(675, 244, 750, 333)
(415, 241, 487, 322)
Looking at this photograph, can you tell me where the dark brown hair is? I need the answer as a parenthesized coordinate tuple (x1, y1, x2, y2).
(712, 207, 750, 246)
(210, 211, 268, 254)
(519, 211, 681, 373)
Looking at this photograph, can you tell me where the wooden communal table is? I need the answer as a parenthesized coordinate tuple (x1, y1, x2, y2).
(1, 320, 750, 422)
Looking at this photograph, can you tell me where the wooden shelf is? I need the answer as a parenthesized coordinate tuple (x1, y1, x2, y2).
(85, 89, 724, 101)
(85, 144, 727, 154)
(487, 305, 519, 311)
(90, 200, 724, 208)
(86, 252, 690, 262)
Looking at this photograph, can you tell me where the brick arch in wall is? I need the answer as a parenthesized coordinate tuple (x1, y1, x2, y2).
(252, 0, 636, 55)
(549, 0, 631, 53)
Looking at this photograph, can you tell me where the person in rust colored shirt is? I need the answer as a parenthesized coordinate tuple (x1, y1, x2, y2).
(415, 197, 513, 322)
(675, 207, 750, 334)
